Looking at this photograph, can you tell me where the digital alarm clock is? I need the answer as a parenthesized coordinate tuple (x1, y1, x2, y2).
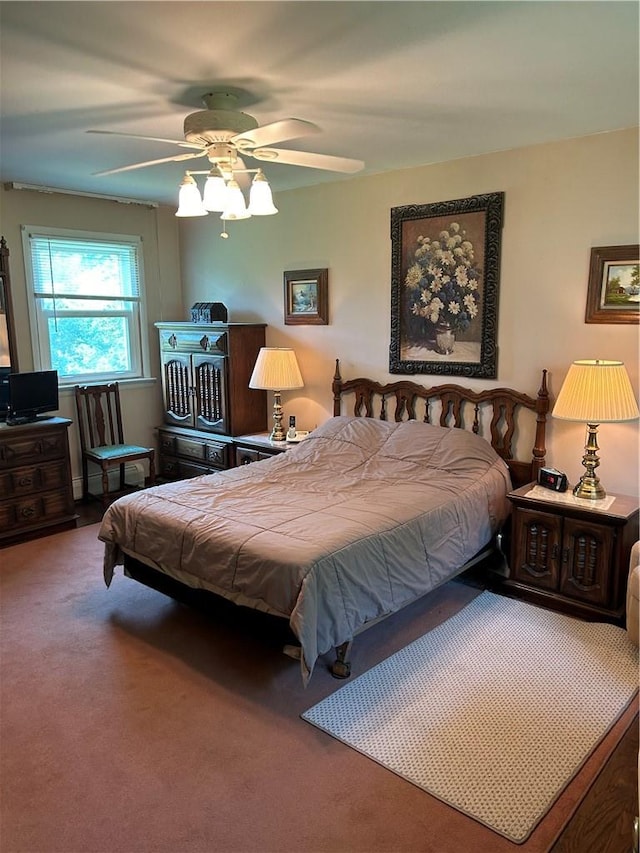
(538, 467, 568, 492)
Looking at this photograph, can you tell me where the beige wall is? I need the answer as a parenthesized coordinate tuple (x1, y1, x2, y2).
(179, 128, 640, 497)
(0, 186, 183, 491)
(1, 128, 638, 497)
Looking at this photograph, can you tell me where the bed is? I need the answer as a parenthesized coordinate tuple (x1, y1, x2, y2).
(99, 360, 550, 684)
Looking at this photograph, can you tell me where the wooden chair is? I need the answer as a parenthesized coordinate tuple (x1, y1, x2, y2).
(74, 382, 155, 507)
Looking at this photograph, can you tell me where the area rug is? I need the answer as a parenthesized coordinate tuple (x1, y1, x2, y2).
(302, 591, 639, 844)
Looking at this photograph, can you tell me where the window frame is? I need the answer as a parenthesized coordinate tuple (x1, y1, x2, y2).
(21, 225, 150, 386)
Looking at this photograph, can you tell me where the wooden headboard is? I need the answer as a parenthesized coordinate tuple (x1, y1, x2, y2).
(332, 360, 550, 489)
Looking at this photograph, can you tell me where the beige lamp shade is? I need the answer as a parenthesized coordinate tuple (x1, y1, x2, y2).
(249, 348, 304, 391)
(552, 360, 639, 423)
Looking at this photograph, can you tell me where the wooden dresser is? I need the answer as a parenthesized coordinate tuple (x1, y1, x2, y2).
(0, 417, 77, 544)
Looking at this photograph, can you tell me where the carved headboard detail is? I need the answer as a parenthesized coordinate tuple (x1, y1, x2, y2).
(332, 359, 550, 489)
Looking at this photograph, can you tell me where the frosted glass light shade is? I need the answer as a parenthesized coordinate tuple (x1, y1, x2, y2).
(552, 360, 639, 423)
(175, 173, 208, 217)
(203, 171, 229, 212)
(249, 348, 304, 391)
(247, 172, 278, 216)
(221, 180, 250, 220)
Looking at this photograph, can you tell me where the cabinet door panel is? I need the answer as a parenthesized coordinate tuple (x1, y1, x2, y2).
(193, 354, 227, 433)
(559, 518, 613, 606)
(512, 509, 562, 590)
(161, 353, 194, 427)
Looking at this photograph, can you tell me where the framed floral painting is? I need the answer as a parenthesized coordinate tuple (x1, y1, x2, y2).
(389, 192, 504, 378)
(584, 245, 639, 324)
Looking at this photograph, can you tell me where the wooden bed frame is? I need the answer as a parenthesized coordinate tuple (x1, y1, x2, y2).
(123, 362, 550, 680)
(332, 360, 549, 489)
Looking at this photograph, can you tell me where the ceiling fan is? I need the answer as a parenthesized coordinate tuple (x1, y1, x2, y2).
(88, 90, 364, 234)
(88, 90, 364, 178)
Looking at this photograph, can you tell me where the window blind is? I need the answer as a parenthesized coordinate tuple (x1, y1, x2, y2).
(28, 235, 141, 299)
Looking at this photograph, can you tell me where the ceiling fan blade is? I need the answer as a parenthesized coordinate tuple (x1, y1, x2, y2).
(93, 151, 206, 176)
(249, 147, 364, 173)
(232, 119, 320, 150)
(87, 130, 202, 150)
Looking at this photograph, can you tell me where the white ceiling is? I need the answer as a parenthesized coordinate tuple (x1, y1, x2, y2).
(1, 1, 638, 208)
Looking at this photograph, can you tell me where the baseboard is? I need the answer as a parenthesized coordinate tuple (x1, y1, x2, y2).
(72, 462, 146, 501)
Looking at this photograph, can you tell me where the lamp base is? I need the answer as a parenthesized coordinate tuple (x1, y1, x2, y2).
(573, 422, 606, 500)
(572, 476, 606, 500)
(269, 425, 286, 442)
(270, 390, 286, 442)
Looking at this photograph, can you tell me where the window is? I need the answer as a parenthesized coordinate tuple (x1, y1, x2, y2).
(22, 226, 148, 385)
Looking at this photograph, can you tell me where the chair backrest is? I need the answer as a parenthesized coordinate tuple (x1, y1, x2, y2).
(75, 382, 125, 450)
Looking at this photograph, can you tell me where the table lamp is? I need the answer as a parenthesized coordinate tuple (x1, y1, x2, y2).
(552, 359, 639, 499)
(249, 347, 304, 442)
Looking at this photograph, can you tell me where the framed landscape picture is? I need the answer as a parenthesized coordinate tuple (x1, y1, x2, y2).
(284, 268, 328, 325)
(585, 245, 639, 324)
(389, 191, 504, 378)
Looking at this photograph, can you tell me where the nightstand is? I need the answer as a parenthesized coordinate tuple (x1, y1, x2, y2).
(504, 483, 639, 624)
(233, 432, 291, 466)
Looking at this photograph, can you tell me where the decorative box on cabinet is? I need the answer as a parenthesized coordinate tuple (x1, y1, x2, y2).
(156, 322, 267, 437)
(234, 433, 290, 466)
(504, 483, 639, 623)
(0, 418, 77, 544)
(157, 425, 233, 481)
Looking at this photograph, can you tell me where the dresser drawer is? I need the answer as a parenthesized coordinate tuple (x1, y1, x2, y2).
(159, 328, 228, 356)
(0, 430, 66, 468)
(158, 432, 177, 455)
(0, 460, 69, 498)
(236, 446, 261, 466)
(0, 489, 76, 533)
(175, 436, 228, 469)
(159, 456, 220, 481)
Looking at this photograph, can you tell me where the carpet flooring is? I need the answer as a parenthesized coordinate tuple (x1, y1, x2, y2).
(0, 523, 637, 853)
(302, 592, 639, 843)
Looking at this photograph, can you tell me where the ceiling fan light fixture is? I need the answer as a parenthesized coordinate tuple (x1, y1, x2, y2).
(203, 167, 229, 212)
(247, 169, 278, 216)
(221, 179, 250, 220)
(175, 172, 208, 217)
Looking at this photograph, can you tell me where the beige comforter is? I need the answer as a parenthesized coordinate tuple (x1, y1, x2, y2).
(99, 416, 512, 682)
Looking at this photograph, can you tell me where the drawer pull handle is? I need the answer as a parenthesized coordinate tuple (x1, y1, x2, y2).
(20, 506, 37, 519)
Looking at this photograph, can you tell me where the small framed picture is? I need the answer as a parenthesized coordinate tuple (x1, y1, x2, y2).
(284, 268, 328, 325)
(585, 245, 639, 324)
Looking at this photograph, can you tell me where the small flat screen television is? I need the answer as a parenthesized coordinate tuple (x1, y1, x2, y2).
(8, 370, 59, 423)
